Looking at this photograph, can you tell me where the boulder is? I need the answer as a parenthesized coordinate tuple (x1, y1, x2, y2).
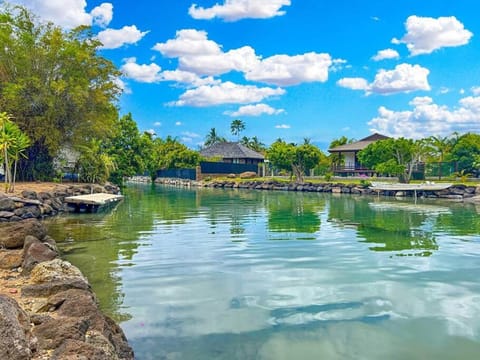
(0, 295, 34, 360)
(0, 249, 24, 269)
(0, 210, 15, 218)
(33, 316, 89, 350)
(14, 205, 41, 219)
(0, 219, 47, 249)
(29, 259, 88, 284)
(51, 339, 115, 360)
(20, 190, 37, 200)
(22, 237, 58, 274)
(239, 171, 257, 179)
(0, 197, 15, 211)
(21, 279, 90, 298)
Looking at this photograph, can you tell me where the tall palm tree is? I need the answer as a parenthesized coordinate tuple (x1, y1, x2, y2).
(204, 128, 226, 147)
(230, 119, 245, 141)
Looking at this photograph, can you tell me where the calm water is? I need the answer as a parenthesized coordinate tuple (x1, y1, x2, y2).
(44, 184, 480, 359)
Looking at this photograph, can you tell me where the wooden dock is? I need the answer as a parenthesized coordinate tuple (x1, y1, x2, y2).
(64, 193, 124, 213)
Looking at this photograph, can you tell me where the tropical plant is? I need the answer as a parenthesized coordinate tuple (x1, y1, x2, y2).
(230, 119, 245, 140)
(449, 133, 480, 177)
(328, 136, 355, 168)
(77, 139, 116, 184)
(204, 128, 226, 147)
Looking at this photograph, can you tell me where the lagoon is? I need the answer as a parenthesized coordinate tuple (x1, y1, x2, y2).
(45, 184, 480, 359)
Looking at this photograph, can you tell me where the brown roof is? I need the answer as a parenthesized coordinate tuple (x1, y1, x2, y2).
(328, 133, 390, 153)
(200, 142, 265, 160)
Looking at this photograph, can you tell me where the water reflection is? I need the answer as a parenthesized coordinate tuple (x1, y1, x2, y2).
(42, 185, 480, 359)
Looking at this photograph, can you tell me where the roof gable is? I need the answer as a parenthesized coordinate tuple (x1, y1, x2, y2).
(200, 142, 265, 160)
(328, 133, 390, 153)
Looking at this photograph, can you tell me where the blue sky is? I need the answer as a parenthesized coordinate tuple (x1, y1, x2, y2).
(8, 0, 480, 150)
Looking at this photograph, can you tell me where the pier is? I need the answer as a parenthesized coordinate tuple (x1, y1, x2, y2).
(64, 193, 124, 213)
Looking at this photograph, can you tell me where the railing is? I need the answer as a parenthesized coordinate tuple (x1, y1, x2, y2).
(331, 164, 373, 172)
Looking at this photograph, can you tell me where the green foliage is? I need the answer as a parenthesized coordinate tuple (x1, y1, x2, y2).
(358, 137, 427, 183)
(204, 128, 226, 147)
(153, 136, 200, 170)
(328, 136, 355, 166)
(267, 139, 323, 183)
(230, 119, 245, 140)
(77, 139, 116, 184)
(449, 133, 480, 176)
(240, 136, 266, 153)
(0, 5, 121, 180)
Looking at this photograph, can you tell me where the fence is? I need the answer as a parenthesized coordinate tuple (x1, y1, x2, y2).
(200, 161, 258, 175)
(425, 162, 457, 179)
(156, 168, 197, 180)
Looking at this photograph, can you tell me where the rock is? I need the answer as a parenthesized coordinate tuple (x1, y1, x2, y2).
(29, 259, 88, 284)
(51, 339, 114, 360)
(0, 197, 15, 211)
(239, 171, 257, 179)
(21, 279, 90, 298)
(21, 190, 37, 200)
(22, 237, 58, 274)
(0, 210, 15, 218)
(33, 316, 89, 350)
(0, 219, 47, 249)
(0, 295, 34, 360)
(332, 187, 342, 193)
(14, 205, 41, 219)
(0, 249, 24, 269)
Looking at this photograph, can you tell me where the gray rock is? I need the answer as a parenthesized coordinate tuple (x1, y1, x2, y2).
(20, 190, 37, 200)
(21, 279, 90, 297)
(22, 238, 58, 274)
(0, 295, 34, 360)
(33, 316, 89, 350)
(0, 197, 15, 211)
(0, 210, 15, 218)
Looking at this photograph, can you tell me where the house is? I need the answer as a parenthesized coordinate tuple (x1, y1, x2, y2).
(328, 133, 390, 176)
(200, 142, 264, 165)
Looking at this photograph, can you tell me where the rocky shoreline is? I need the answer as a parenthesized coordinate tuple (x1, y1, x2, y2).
(0, 184, 134, 359)
(135, 177, 480, 202)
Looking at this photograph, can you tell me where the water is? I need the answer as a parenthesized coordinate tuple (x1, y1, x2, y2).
(44, 184, 480, 359)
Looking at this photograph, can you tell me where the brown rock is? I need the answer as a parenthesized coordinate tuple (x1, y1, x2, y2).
(33, 316, 89, 350)
(21, 190, 38, 200)
(21, 279, 90, 298)
(29, 259, 87, 284)
(22, 240, 58, 274)
(0, 197, 15, 211)
(51, 339, 113, 360)
(0, 249, 24, 269)
(0, 295, 34, 360)
(0, 219, 47, 249)
(0, 210, 15, 218)
(240, 171, 257, 179)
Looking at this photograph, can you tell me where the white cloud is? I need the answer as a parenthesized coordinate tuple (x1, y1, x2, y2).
(154, 122, 162, 127)
(372, 48, 400, 61)
(370, 63, 430, 94)
(189, 0, 291, 21)
(225, 103, 284, 117)
(181, 131, 201, 138)
(338, 64, 430, 95)
(91, 3, 113, 27)
(171, 81, 285, 107)
(11, 0, 93, 28)
(153, 29, 258, 76)
(337, 77, 369, 91)
(160, 70, 220, 87)
(394, 15, 473, 56)
(97, 25, 148, 49)
(112, 77, 131, 94)
(175, 121, 182, 126)
(471, 86, 480, 96)
(369, 95, 480, 138)
(246, 52, 332, 86)
(275, 124, 290, 129)
(121, 58, 161, 83)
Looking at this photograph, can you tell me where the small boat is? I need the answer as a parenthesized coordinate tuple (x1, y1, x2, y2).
(369, 182, 453, 191)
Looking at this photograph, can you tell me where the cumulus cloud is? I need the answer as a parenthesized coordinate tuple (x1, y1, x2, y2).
(175, 121, 183, 126)
(471, 86, 480, 96)
(275, 124, 290, 129)
(153, 29, 258, 76)
(246, 52, 332, 86)
(160, 70, 220, 87)
(225, 103, 284, 117)
(121, 58, 161, 83)
(154, 122, 162, 127)
(337, 77, 369, 91)
(97, 25, 149, 49)
(372, 48, 400, 61)
(91, 3, 113, 27)
(369, 95, 480, 138)
(189, 0, 291, 21)
(11, 0, 94, 28)
(394, 15, 473, 56)
(338, 64, 430, 95)
(112, 77, 131, 94)
(171, 81, 285, 107)
(153, 29, 335, 85)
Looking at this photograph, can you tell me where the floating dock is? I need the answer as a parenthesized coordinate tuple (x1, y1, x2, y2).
(64, 193, 124, 213)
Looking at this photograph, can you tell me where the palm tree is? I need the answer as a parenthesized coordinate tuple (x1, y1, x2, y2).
(427, 135, 455, 179)
(248, 136, 266, 153)
(204, 128, 226, 147)
(9, 126, 30, 192)
(230, 119, 245, 141)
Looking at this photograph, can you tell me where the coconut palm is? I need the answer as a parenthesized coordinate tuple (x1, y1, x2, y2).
(230, 119, 245, 141)
(204, 128, 226, 147)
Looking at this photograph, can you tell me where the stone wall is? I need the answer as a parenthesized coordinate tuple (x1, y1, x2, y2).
(0, 219, 133, 359)
(151, 178, 480, 201)
(0, 183, 120, 222)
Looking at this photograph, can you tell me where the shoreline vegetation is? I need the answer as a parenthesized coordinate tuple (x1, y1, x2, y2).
(0, 183, 134, 359)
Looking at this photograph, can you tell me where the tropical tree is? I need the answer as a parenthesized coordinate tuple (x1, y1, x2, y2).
(0, 5, 121, 180)
(204, 128, 226, 147)
(267, 139, 323, 183)
(153, 136, 200, 170)
(424, 135, 456, 179)
(0, 112, 30, 192)
(77, 139, 116, 184)
(328, 136, 355, 168)
(230, 119, 245, 140)
(358, 138, 428, 183)
(450, 133, 480, 176)
(240, 136, 266, 153)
